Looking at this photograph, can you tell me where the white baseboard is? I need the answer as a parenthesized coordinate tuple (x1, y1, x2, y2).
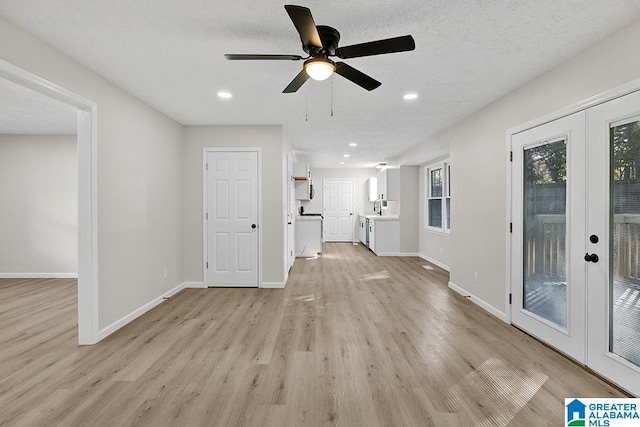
(448, 281, 508, 323)
(97, 282, 186, 340)
(261, 282, 285, 289)
(0, 272, 78, 279)
(182, 281, 205, 288)
(418, 254, 450, 272)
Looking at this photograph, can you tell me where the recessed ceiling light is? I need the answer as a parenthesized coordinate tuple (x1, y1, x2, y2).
(343, 154, 350, 158)
(339, 161, 345, 165)
(349, 142, 358, 147)
(217, 91, 232, 99)
(403, 93, 418, 100)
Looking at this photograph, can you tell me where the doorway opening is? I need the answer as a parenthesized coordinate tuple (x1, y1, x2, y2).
(0, 59, 98, 344)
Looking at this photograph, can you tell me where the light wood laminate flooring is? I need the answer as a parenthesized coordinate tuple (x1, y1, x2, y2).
(0, 244, 625, 426)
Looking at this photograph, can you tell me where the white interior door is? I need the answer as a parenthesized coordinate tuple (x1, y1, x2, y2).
(205, 149, 259, 287)
(323, 179, 354, 242)
(511, 111, 587, 362)
(586, 90, 640, 396)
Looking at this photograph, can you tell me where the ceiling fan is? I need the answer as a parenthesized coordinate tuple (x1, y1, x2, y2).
(224, 5, 416, 93)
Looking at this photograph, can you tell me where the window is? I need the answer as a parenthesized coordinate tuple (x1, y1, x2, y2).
(426, 161, 451, 232)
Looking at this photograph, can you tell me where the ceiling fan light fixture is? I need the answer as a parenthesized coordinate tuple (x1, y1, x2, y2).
(304, 58, 336, 81)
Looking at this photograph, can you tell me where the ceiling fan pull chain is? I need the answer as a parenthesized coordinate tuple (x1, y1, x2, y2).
(305, 85, 308, 122)
(330, 76, 334, 117)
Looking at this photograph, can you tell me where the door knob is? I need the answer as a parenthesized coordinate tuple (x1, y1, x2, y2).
(584, 253, 599, 263)
(251, 224, 257, 229)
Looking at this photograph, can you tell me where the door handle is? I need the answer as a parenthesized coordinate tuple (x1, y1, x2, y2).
(251, 224, 257, 229)
(584, 253, 599, 263)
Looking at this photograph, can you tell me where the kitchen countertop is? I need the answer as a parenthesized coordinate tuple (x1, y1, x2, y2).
(360, 214, 399, 220)
(296, 215, 323, 221)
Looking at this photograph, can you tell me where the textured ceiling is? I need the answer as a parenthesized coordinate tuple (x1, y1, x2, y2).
(0, 78, 76, 134)
(2, 1, 640, 166)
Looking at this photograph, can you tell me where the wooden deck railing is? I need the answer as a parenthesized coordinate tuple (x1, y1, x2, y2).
(525, 214, 640, 282)
(525, 214, 565, 280)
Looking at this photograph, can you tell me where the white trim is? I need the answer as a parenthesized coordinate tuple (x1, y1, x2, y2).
(97, 282, 186, 340)
(508, 77, 640, 136)
(261, 282, 286, 289)
(448, 281, 509, 323)
(0, 273, 78, 279)
(0, 59, 99, 345)
(183, 281, 206, 288)
(505, 132, 513, 324)
(202, 147, 263, 288)
(374, 252, 419, 257)
(424, 159, 451, 233)
(418, 253, 450, 272)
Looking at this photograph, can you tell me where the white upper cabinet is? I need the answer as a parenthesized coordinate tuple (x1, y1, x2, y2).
(377, 168, 400, 201)
(367, 177, 377, 202)
(292, 162, 310, 179)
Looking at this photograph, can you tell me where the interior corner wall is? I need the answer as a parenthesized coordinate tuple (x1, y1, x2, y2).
(399, 165, 419, 254)
(395, 18, 640, 315)
(300, 167, 378, 217)
(182, 125, 285, 285)
(0, 16, 184, 331)
(0, 134, 77, 276)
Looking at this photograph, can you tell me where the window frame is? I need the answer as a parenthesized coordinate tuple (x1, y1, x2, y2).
(425, 160, 451, 233)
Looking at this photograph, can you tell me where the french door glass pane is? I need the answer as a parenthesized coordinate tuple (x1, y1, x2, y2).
(610, 120, 640, 368)
(523, 140, 568, 328)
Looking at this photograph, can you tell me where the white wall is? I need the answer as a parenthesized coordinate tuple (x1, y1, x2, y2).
(0, 16, 184, 331)
(300, 167, 378, 216)
(0, 134, 77, 276)
(395, 19, 640, 316)
(399, 166, 419, 255)
(182, 125, 286, 286)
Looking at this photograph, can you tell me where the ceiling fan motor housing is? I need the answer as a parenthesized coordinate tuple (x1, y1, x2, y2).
(304, 25, 341, 57)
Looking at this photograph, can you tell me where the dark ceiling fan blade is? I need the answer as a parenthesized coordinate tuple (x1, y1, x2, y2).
(284, 5, 323, 48)
(283, 69, 309, 93)
(336, 35, 415, 59)
(224, 54, 303, 61)
(335, 62, 381, 91)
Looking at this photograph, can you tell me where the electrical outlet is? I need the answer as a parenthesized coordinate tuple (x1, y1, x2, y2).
(474, 272, 479, 283)
(163, 268, 168, 280)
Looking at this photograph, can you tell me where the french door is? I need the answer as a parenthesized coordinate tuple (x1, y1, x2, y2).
(512, 92, 640, 396)
(586, 90, 640, 396)
(511, 111, 587, 362)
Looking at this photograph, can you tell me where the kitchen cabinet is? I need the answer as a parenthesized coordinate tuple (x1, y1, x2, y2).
(358, 216, 367, 244)
(367, 217, 400, 255)
(295, 215, 322, 257)
(293, 162, 313, 200)
(367, 177, 377, 202)
(295, 179, 312, 200)
(292, 162, 310, 179)
(377, 168, 400, 201)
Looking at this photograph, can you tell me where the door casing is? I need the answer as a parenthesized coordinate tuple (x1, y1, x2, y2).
(507, 79, 640, 396)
